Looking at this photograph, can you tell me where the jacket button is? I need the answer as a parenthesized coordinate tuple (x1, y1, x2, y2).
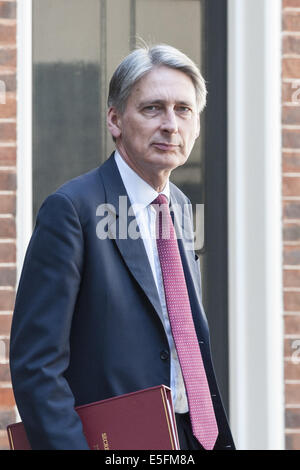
(160, 350, 169, 361)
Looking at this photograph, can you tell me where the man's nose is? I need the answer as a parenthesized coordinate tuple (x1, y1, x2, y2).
(160, 109, 178, 134)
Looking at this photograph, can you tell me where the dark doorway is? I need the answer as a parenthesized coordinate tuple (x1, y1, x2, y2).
(32, 0, 229, 414)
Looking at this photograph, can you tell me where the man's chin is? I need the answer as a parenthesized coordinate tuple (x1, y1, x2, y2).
(152, 153, 187, 171)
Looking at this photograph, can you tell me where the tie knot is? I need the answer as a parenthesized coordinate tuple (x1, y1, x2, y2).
(151, 194, 168, 206)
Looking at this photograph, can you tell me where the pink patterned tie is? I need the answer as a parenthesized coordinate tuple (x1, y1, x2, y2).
(152, 194, 218, 450)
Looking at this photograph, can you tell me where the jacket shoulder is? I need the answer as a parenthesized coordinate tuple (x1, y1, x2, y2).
(52, 153, 116, 208)
(55, 166, 104, 201)
(37, 165, 106, 227)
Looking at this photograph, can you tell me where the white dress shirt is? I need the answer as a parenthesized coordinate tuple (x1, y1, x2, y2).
(114, 150, 188, 413)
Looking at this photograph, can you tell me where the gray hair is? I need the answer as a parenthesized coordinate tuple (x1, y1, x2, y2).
(107, 44, 207, 114)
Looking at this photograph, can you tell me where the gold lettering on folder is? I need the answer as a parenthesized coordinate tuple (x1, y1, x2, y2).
(102, 432, 110, 450)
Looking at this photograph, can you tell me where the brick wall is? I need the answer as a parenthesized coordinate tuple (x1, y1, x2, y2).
(282, 0, 300, 451)
(0, 0, 16, 451)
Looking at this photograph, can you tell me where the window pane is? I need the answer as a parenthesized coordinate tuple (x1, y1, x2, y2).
(32, 0, 205, 223)
(32, 0, 102, 221)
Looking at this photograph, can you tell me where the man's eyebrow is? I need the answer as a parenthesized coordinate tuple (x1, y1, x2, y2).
(138, 99, 164, 108)
(138, 99, 195, 108)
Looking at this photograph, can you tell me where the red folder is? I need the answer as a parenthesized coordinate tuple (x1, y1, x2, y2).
(7, 385, 180, 450)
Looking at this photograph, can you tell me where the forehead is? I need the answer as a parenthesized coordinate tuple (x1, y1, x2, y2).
(129, 66, 197, 105)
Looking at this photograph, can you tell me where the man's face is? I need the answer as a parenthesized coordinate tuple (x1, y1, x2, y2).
(108, 66, 200, 182)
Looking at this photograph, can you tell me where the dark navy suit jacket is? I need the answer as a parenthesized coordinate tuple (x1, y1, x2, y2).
(10, 153, 235, 450)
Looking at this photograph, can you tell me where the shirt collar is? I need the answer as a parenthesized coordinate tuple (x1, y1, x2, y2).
(114, 150, 170, 214)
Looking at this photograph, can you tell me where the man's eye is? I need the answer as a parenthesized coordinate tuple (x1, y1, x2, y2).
(177, 106, 191, 113)
(144, 105, 159, 112)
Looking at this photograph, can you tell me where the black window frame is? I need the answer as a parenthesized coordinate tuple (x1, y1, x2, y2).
(202, 0, 229, 414)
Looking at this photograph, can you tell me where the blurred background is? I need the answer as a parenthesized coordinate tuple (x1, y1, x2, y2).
(0, 0, 299, 450)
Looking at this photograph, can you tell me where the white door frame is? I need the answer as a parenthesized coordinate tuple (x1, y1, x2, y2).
(17, 0, 32, 280)
(227, 0, 284, 450)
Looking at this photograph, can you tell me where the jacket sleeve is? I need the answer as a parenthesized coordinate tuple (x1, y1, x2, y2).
(9, 192, 90, 450)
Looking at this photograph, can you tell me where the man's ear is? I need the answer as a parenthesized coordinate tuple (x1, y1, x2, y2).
(107, 107, 122, 139)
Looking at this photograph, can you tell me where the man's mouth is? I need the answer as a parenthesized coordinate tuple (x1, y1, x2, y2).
(152, 143, 180, 151)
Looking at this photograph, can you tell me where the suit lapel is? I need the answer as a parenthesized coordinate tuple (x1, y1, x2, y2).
(99, 154, 164, 321)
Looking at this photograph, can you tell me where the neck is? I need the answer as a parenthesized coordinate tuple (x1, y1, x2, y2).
(145, 171, 170, 193)
(116, 147, 170, 193)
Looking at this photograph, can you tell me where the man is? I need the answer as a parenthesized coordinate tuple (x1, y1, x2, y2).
(10, 44, 235, 450)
